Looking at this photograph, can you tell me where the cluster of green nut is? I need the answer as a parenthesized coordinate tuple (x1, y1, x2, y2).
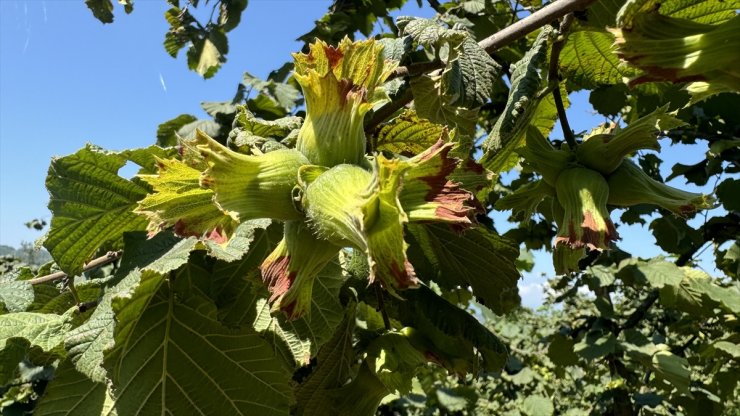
(136, 38, 484, 319)
(499, 108, 713, 273)
(612, 12, 740, 100)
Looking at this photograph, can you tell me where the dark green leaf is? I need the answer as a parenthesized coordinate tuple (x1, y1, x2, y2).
(589, 84, 629, 116)
(634, 392, 663, 408)
(659, 0, 740, 24)
(399, 286, 509, 372)
(116, 231, 197, 278)
(85, 0, 114, 24)
(0, 271, 34, 313)
(522, 395, 555, 416)
(327, 362, 390, 416)
(560, 30, 638, 87)
(410, 75, 478, 136)
(295, 304, 356, 415)
(65, 268, 155, 382)
(0, 338, 28, 385)
(187, 28, 228, 79)
(574, 330, 616, 360)
(43, 145, 149, 276)
(212, 222, 282, 327)
(252, 258, 346, 367)
(204, 218, 273, 262)
(378, 36, 412, 61)
(218, 0, 249, 32)
(34, 360, 112, 415)
(649, 217, 702, 254)
(717, 178, 740, 211)
(442, 37, 501, 108)
(0, 311, 72, 353)
(481, 26, 553, 174)
(104, 274, 293, 415)
(366, 333, 427, 394)
(372, 109, 445, 155)
(652, 350, 691, 396)
(396, 16, 466, 48)
(621, 258, 684, 289)
(407, 224, 520, 314)
(547, 334, 579, 366)
(660, 269, 740, 316)
(577, 0, 625, 29)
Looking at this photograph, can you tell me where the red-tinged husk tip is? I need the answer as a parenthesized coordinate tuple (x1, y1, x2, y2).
(400, 139, 481, 228)
(554, 167, 619, 251)
(607, 159, 715, 215)
(611, 14, 740, 91)
(261, 254, 294, 304)
(260, 222, 340, 320)
(135, 156, 239, 243)
(293, 38, 398, 167)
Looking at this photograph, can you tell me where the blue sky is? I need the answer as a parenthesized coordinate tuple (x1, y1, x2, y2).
(1, 0, 343, 246)
(0, 1, 721, 307)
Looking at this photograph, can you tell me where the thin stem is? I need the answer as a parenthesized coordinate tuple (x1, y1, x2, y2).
(209, 0, 220, 25)
(66, 277, 81, 305)
(621, 289, 659, 331)
(510, 0, 520, 25)
(390, 60, 443, 79)
(374, 283, 391, 331)
(28, 251, 123, 285)
(427, 0, 443, 13)
(549, 14, 577, 148)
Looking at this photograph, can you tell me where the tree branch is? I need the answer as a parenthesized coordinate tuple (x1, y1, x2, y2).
(620, 289, 659, 331)
(28, 251, 122, 285)
(478, 0, 597, 54)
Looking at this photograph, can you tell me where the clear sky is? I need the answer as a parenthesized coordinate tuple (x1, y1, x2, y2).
(0, 0, 721, 307)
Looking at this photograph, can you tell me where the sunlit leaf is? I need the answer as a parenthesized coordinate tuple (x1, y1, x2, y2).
(43, 145, 149, 276)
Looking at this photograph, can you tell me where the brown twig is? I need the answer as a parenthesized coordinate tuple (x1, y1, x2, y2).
(478, 0, 596, 54)
(28, 251, 122, 285)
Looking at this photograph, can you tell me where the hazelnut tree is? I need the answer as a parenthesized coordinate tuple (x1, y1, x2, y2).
(1, 0, 738, 414)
